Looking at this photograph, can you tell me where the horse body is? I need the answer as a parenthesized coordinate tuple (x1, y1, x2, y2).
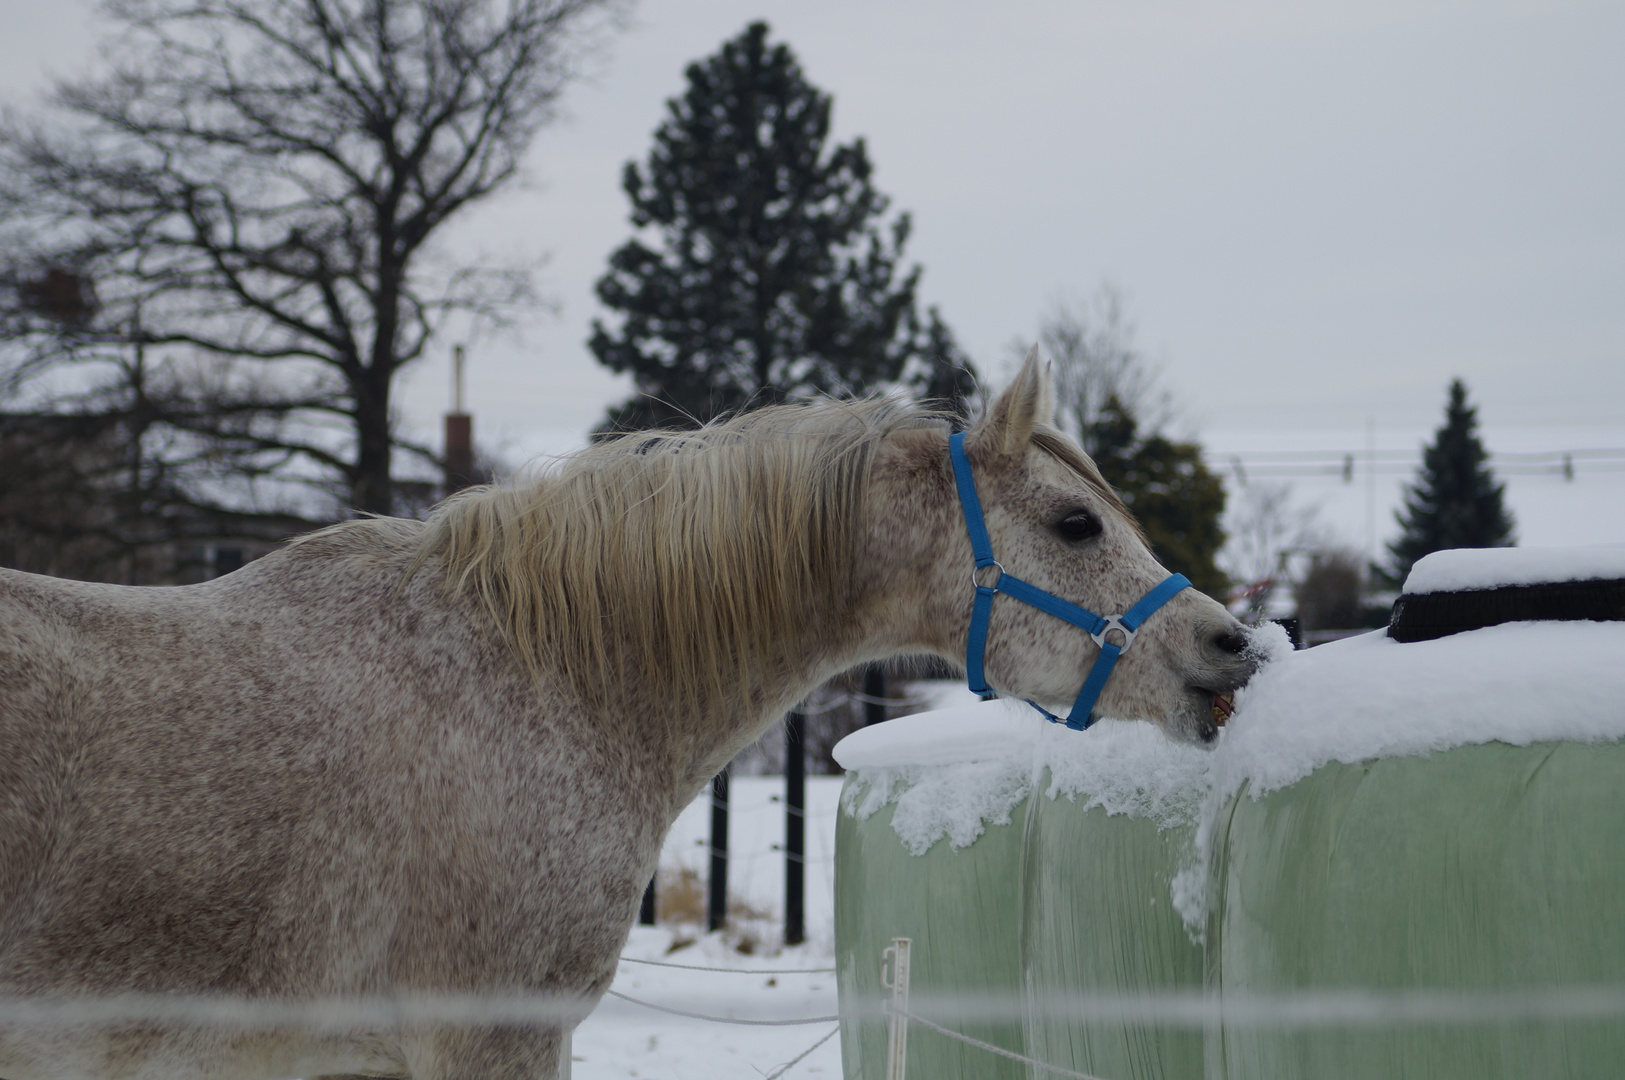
(0, 360, 1258, 1079)
(0, 535, 658, 1078)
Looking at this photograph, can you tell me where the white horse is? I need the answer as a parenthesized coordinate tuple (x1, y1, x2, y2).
(0, 358, 1256, 1080)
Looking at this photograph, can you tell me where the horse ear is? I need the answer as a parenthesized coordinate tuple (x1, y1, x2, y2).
(980, 346, 1055, 457)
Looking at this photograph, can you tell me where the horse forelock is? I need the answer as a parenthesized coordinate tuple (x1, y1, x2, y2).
(414, 397, 949, 722)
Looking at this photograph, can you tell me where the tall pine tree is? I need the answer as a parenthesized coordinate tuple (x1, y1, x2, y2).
(589, 21, 974, 432)
(1087, 396, 1228, 599)
(1386, 379, 1515, 585)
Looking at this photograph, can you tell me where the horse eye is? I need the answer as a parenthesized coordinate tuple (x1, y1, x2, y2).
(1056, 511, 1102, 543)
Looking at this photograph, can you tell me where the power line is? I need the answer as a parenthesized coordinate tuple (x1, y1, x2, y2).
(1208, 447, 1625, 481)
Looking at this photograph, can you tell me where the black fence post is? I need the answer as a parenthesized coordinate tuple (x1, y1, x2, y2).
(863, 664, 887, 726)
(639, 875, 656, 926)
(784, 710, 806, 946)
(708, 766, 729, 933)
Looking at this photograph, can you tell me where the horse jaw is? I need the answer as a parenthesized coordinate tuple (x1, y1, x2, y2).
(989, 560, 1260, 746)
(1090, 589, 1260, 745)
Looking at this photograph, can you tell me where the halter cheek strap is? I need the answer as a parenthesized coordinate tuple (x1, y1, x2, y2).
(949, 431, 1191, 731)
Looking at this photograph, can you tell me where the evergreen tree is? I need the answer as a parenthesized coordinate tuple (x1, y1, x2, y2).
(589, 21, 975, 432)
(1385, 379, 1515, 584)
(1087, 396, 1228, 599)
(911, 307, 979, 415)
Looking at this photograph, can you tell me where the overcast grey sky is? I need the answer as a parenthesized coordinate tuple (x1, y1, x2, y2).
(3, 0, 1622, 464)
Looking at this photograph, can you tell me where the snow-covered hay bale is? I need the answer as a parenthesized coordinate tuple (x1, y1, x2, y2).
(1207, 544, 1625, 1079)
(1022, 722, 1210, 1080)
(832, 543, 1625, 1079)
(833, 700, 1213, 1079)
(834, 703, 1033, 1080)
(1208, 741, 1625, 1078)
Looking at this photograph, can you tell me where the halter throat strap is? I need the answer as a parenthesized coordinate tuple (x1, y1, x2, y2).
(948, 431, 1191, 730)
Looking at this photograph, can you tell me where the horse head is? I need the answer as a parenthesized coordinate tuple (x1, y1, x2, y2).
(867, 353, 1259, 744)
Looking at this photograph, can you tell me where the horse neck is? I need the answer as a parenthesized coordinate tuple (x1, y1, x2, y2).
(729, 427, 967, 701)
(640, 573, 880, 789)
(611, 442, 963, 788)
(845, 428, 969, 661)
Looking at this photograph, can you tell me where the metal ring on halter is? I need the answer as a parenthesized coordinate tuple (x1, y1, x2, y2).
(1090, 615, 1136, 652)
(970, 561, 1005, 591)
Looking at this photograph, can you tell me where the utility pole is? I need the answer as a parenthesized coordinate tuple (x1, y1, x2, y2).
(1365, 417, 1376, 572)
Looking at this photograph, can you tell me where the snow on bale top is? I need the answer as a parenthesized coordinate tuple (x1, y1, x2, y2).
(835, 697, 1214, 855)
(1217, 619, 1625, 800)
(1402, 542, 1625, 595)
(831, 697, 1036, 769)
(837, 616, 1625, 929)
(838, 589, 1625, 860)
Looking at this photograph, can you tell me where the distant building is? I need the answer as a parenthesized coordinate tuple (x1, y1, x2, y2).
(1, 411, 326, 585)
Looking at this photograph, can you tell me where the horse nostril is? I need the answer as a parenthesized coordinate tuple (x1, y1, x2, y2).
(1213, 628, 1250, 656)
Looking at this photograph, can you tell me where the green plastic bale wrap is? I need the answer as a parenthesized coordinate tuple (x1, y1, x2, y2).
(1206, 739, 1625, 1080)
(835, 770, 1031, 1080)
(1021, 766, 1205, 1080)
(831, 705, 1217, 1080)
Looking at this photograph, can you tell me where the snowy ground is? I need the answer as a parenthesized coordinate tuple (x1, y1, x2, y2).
(568, 775, 850, 1079)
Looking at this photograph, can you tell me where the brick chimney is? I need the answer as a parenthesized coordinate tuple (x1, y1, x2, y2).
(444, 344, 476, 495)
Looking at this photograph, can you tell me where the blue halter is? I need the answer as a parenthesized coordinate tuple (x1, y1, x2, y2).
(949, 432, 1191, 730)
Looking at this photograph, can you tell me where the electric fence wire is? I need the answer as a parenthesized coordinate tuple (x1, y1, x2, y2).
(9, 986, 1625, 1030)
(758, 1024, 840, 1080)
(790, 689, 942, 716)
(602, 989, 839, 1026)
(13, 980, 1625, 1077)
(617, 956, 834, 974)
(893, 1006, 1107, 1080)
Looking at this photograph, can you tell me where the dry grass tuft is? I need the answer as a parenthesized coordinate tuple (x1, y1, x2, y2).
(656, 867, 708, 925)
(654, 867, 774, 954)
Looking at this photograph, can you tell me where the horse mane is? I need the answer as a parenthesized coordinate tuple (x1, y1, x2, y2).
(411, 397, 949, 722)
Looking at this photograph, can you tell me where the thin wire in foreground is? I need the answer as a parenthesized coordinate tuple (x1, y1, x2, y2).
(7, 985, 1625, 1032)
(897, 1008, 1107, 1080)
(891, 986, 1625, 1028)
(758, 1023, 840, 1079)
(603, 989, 840, 1026)
(0, 993, 588, 1031)
(618, 956, 835, 975)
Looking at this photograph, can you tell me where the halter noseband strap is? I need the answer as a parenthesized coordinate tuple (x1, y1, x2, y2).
(949, 431, 1191, 731)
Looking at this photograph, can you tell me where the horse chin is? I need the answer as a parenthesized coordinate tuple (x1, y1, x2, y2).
(1082, 683, 1224, 746)
(1163, 715, 1219, 747)
(1160, 687, 1234, 746)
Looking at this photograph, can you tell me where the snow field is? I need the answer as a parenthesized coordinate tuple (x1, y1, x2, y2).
(569, 776, 848, 1079)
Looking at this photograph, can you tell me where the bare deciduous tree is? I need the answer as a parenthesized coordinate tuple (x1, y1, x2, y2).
(1010, 282, 1172, 458)
(1219, 477, 1324, 620)
(1293, 548, 1365, 633)
(1, 0, 618, 515)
